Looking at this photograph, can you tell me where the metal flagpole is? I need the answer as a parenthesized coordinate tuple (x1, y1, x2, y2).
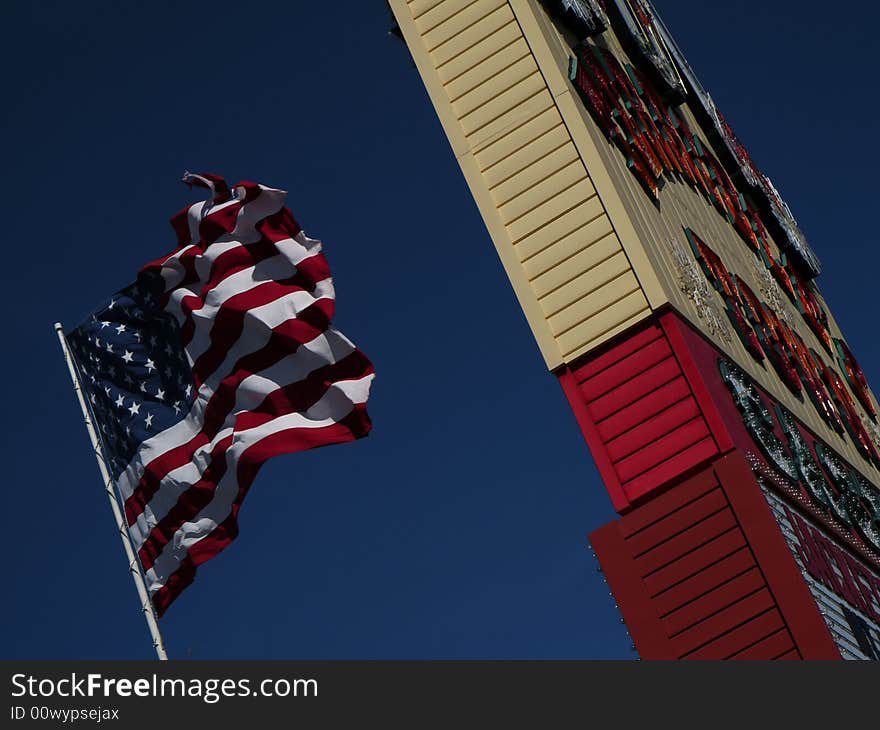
(54, 322, 169, 660)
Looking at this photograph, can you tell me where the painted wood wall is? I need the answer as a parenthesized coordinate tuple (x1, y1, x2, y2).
(558, 317, 727, 511)
(389, 0, 663, 369)
(591, 451, 841, 659)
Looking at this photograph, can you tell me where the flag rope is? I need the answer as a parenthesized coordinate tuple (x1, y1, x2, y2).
(54, 322, 169, 660)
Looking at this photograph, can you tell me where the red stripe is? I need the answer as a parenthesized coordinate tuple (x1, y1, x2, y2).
(169, 206, 194, 248)
(233, 180, 262, 205)
(256, 206, 301, 242)
(152, 558, 196, 617)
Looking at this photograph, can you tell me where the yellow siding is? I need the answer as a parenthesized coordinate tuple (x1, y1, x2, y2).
(514, 196, 605, 261)
(427, 3, 513, 67)
(477, 114, 567, 185)
(390, 0, 660, 369)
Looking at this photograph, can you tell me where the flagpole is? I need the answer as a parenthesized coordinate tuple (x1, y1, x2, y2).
(54, 323, 169, 661)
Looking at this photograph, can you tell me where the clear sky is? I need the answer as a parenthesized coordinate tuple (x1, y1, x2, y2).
(3, 0, 879, 659)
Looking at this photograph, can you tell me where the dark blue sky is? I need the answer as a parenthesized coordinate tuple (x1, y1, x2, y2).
(3, 1, 878, 659)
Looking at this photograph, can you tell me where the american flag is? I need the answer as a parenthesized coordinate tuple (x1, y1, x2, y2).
(66, 173, 374, 616)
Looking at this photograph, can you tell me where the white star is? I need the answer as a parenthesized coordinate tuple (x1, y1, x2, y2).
(128, 401, 140, 416)
(115, 394, 125, 408)
(134, 332, 142, 342)
(100, 321, 110, 329)
(145, 358, 156, 373)
(95, 338, 101, 349)
(90, 393, 96, 404)
(184, 384, 192, 397)
(156, 388, 165, 401)
(116, 324, 126, 335)
(104, 386, 111, 397)
(122, 350, 134, 363)
(105, 342, 113, 353)
(173, 401, 181, 414)
(139, 381, 147, 393)
(144, 413, 154, 429)
(108, 298, 117, 309)
(149, 335, 158, 347)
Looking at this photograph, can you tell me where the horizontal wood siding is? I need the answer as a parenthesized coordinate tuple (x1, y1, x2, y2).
(592, 451, 842, 659)
(391, 0, 657, 369)
(592, 464, 800, 659)
(564, 321, 721, 506)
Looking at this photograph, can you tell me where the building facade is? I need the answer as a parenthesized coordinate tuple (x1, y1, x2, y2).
(388, 0, 880, 659)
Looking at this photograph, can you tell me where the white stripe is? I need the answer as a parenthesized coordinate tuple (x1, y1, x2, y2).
(185, 200, 208, 245)
(144, 373, 373, 591)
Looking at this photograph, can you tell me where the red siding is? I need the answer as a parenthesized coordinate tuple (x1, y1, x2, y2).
(559, 320, 722, 511)
(591, 451, 840, 659)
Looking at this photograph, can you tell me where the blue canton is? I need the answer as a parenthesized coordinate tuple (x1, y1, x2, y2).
(67, 272, 197, 478)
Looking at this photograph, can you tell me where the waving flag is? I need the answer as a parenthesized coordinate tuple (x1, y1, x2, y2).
(66, 173, 374, 616)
